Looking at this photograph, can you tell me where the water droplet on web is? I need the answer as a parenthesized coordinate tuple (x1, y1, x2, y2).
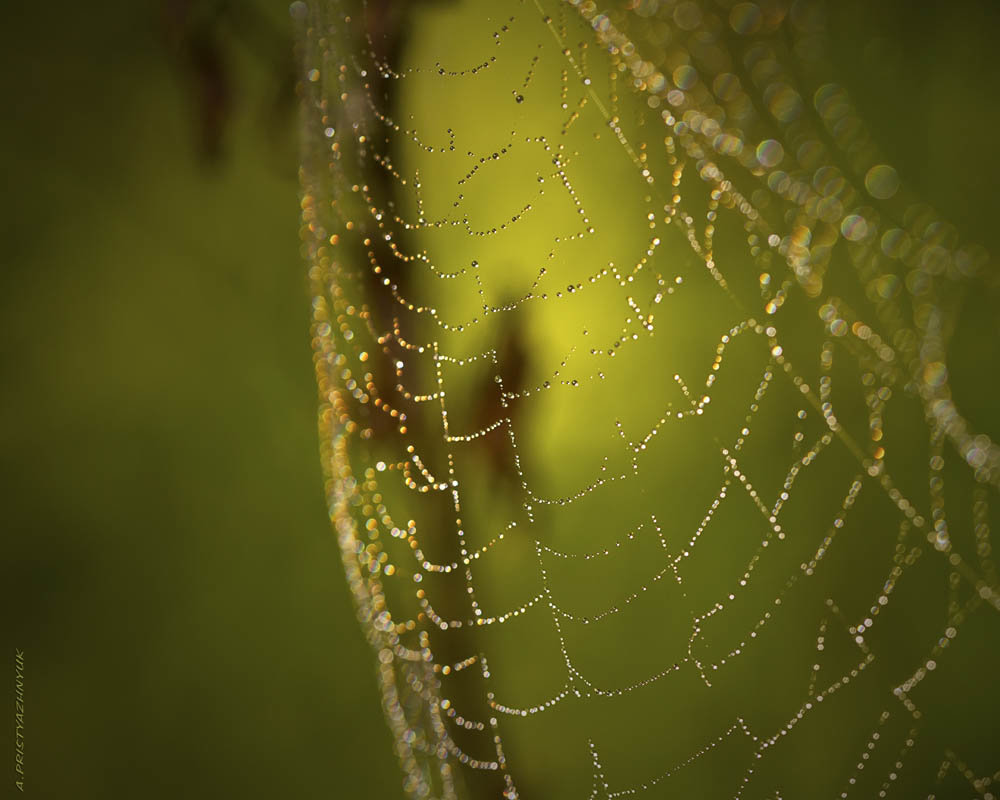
(865, 164, 900, 200)
(841, 214, 868, 241)
(756, 139, 784, 168)
(730, 2, 762, 35)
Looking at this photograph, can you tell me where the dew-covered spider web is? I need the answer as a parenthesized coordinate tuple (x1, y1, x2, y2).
(296, 0, 1000, 797)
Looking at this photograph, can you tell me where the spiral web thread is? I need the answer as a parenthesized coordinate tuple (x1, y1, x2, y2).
(298, 0, 1000, 797)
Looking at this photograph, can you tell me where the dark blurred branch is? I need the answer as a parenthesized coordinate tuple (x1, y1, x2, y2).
(162, 0, 296, 163)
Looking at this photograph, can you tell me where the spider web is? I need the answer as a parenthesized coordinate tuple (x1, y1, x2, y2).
(296, 0, 1000, 797)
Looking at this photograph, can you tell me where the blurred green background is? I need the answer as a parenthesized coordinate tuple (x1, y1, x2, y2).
(2, 1, 399, 797)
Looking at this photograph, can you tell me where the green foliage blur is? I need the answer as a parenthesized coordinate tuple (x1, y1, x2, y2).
(2, 1, 398, 797)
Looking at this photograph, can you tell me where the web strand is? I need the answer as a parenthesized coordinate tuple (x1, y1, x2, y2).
(298, 0, 1000, 797)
